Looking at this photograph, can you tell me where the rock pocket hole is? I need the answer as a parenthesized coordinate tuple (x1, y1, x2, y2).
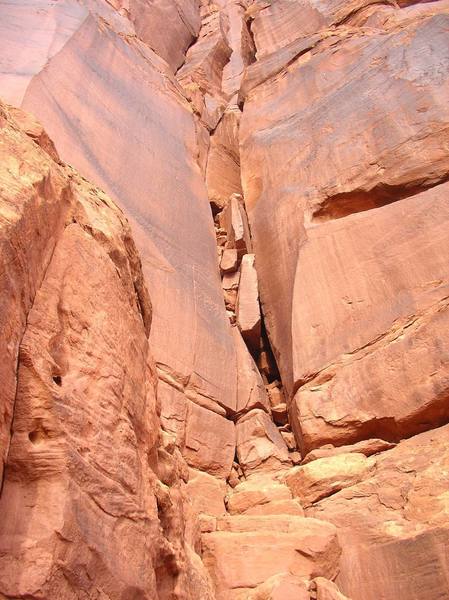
(29, 430, 45, 445)
(52, 375, 62, 386)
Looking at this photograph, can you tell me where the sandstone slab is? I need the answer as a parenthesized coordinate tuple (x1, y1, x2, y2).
(302, 438, 396, 465)
(203, 515, 341, 599)
(233, 326, 270, 415)
(206, 107, 243, 211)
(226, 474, 293, 515)
(185, 402, 236, 478)
(187, 468, 227, 517)
(241, 12, 449, 452)
(0, 0, 238, 428)
(312, 577, 352, 600)
(244, 573, 309, 600)
(286, 453, 376, 508)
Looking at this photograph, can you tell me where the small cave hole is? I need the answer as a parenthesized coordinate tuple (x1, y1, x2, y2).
(29, 431, 42, 445)
(52, 375, 62, 386)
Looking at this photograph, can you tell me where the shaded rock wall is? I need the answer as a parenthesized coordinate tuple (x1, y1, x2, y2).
(0, 102, 214, 599)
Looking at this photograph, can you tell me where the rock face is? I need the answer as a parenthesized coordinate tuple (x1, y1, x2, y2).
(310, 424, 449, 600)
(241, 3, 449, 451)
(0, 101, 213, 599)
(0, 0, 238, 480)
(2, 0, 449, 599)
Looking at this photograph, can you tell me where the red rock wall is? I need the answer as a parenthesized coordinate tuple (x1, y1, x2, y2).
(1, 0, 449, 599)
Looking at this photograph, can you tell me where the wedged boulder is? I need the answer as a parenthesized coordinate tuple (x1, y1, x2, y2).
(221, 0, 255, 97)
(159, 379, 189, 447)
(186, 468, 227, 517)
(236, 409, 290, 474)
(285, 454, 377, 508)
(221, 193, 252, 255)
(185, 402, 236, 479)
(203, 515, 341, 599)
(310, 424, 449, 600)
(157, 374, 237, 478)
(220, 248, 238, 273)
(177, 8, 231, 129)
(244, 573, 309, 600)
(311, 577, 352, 600)
(233, 326, 270, 415)
(236, 253, 261, 352)
(206, 107, 243, 211)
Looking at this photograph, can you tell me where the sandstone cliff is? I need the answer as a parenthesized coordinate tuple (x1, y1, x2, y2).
(0, 0, 448, 599)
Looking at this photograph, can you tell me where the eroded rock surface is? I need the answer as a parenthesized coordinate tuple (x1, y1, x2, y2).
(0, 101, 214, 600)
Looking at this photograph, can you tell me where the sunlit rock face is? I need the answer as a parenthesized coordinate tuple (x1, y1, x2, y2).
(240, 5, 449, 449)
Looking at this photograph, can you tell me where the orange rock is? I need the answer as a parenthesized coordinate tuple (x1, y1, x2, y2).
(251, 0, 395, 58)
(302, 438, 396, 464)
(285, 453, 376, 508)
(244, 573, 309, 600)
(244, 498, 304, 517)
(312, 577, 352, 600)
(184, 402, 236, 478)
(233, 326, 271, 415)
(7, 105, 60, 162)
(203, 515, 341, 598)
(207, 107, 243, 211)
(310, 424, 449, 600)
(241, 9, 449, 450)
(177, 9, 230, 129)
(220, 248, 239, 273)
(236, 409, 290, 474)
(187, 468, 227, 517)
(0, 103, 71, 483)
(221, 1, 255, 97)
(122, 0, 201, 71)
(0, 102, 214, 599)
(222, 194, 253, 255)
(0, 0, 239, 440)
(236, 253, 261, 352)
(226, 474, 293, 515)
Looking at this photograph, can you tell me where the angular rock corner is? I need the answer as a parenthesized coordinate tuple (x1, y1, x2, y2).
(0, 0, 448, 599)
